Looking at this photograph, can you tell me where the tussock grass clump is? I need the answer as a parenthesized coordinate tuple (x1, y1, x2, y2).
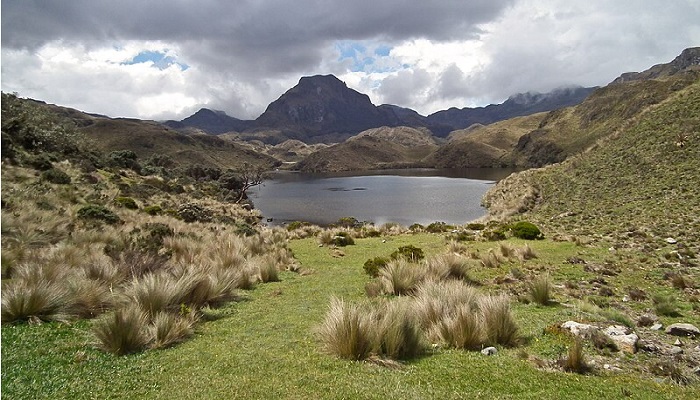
(68, 278, 113, 318)
(413, 280, 480, 330)
(528, 274, 553, 306)
(517, 245, 538, 261)
(374, 299, 426, 360)
(150, 312, 196, 349)
(317, 298, 374, 361)
(479, 250, 501, 268)
(499, 243, 515, 258)
(425, 253, 472, 282)
(652, 293, 681, 317)
(92, 305, 150, 355)
(253, 255, 280, 283)
(560, 339, 589, 374)
(432, 303, 484, 350)
(122, 273, 184, 317)
(379, 259, 425, 296)
(479, 294, 520, 347)
(1, 280, 72, 323)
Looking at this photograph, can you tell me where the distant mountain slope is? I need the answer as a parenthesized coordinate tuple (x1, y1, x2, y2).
(612, 47, 700, 83)
(426, 86, 597, 132)
(164, 108, 254, 134)
(483, 77, 700, 250)
(295, 126, 438, 172)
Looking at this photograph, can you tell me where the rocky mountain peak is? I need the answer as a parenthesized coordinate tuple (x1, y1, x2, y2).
(612, 47, 700, 84)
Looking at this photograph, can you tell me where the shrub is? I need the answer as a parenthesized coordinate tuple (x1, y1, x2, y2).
(29, 154, 54, 171)
(316, 298, 374, 360)
(390, 245, 424, 262)
(408, 223, 424, 232)
(1, 280, 72, 323)
(466, 223, 485, 231)
(92, 305, 150, 355)
(426, 221, 451, 233)
(77, 204, 121, 225)
(41, 168, 71, 184)
(108, 150, 141, 172)
(479, 294, 520, 347)
(363, 256, 389, 277)
(286, 221, 310, 231)
(235, 222, 257, 237)
(510, 221, 544, 240)
(482, 227, 507, 241)
(114, 196, 138, 210)
(379, 259, 424, 296)
(332, 232, 355, 247)
(143, 205, 163, 216)
(177, 203, 212, 223)
(336, 217, 360, 228)
(528, 274, 553, 306)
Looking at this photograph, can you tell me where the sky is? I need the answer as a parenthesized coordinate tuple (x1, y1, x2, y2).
(2, 1, 699, 121)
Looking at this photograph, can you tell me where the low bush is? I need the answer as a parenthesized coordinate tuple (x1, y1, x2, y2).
(77, 204, 121, 225)
(177, 203, 212, 223)
(510, 221, 544, 240)
(363, 256, 389, 277)
(466, 223, 485, 231)
(41, 168, 71, 184)
(142, 205, 163, 216)
(332, 232, 355, 247)
(114, 196, 138, 210)
(286, 221, 310, 231)
(652, 293, 681, 317)
(390, 245, 424, 262)
(336, 217, 361, 228)
(482, 227, 507, 241)
(426, 222, 451, 233)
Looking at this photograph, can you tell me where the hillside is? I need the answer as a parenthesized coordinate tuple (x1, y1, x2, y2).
(483, 77, 700, 250)
(295, 126, 438, 172)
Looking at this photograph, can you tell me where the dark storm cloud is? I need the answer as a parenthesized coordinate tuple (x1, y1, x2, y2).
(2, 0, 515, 77)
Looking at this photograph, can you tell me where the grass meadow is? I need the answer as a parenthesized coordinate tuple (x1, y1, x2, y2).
(3, 233, 699, 399)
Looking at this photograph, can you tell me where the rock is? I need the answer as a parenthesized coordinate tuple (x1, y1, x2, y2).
(561, 321, 597, 338)
(667, 346, 683, 356)
(638, 340, 660, 353)
(665, 237, 678, 244)
(650, 323, 664, 331)
(666, 323, 700, 337)
(604, 325, 639, 354)
(481, 346, 498, 356)
(674, 338, 683, 346)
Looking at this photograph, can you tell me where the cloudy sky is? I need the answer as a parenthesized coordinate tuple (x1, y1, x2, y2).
(2, 1, 699, 120)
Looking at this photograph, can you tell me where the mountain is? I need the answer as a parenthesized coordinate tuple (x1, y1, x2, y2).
(254, 75, 394, 143)
(164, 108, 254, 134)
(295, 126, 438, 172)
(611, 46, 700, 84)
(426, 86, 597, 132)
(170, 75, 594, 142)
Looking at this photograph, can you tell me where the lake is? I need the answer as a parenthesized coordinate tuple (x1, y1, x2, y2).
(249, 168, 517, 227)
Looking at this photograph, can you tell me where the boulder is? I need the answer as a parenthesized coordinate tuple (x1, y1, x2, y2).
(561, 321, 597, 338)
(604, 325, 639, 354)
(666, 323, 700, 337)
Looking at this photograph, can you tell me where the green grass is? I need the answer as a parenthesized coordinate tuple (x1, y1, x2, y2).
(3, 234, 700, 399)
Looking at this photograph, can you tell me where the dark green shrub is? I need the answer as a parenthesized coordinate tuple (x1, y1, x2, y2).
(177, 203, 212, 223)
(408, 223, 424, 232)
(364, 229, 381, 238)
(29, 154, 54, 171)
(235, 223, 257, 237)
(107, 150, 141, 172)
(336, 217, 360, 228)
(114, 196, 138, 210)
(510, 221, 544, 240)
(391, 245, 424, 262)
(449, 231, 475, 242)
(426, 221, 451, 233)
(145, 223, 174, 243)
(466, 223, 486, 231)
(41, 168, 71, 184)
(77, 204, 120, 224)
(286, 221, 310, 231)
(332, 232, 355, 246)
(483, 227, 507, 241)
(363, 257, 389, 277)
(143, 205, 163, 216)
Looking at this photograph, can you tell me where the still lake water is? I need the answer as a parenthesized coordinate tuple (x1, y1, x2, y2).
(249, 168, 517, 227)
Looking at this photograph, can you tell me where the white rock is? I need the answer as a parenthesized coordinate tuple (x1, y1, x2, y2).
(481, 346, 498, 356)
(604, 325, 639, 354)
(666, 323, 700, 337)
(650, 323, 663, 331)
(561, 321, 598, 338)
(665, 237, 678, 244)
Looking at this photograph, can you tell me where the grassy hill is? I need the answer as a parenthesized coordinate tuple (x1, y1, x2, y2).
(295, 126, 439, 172)
(484, 74, 700, 250)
